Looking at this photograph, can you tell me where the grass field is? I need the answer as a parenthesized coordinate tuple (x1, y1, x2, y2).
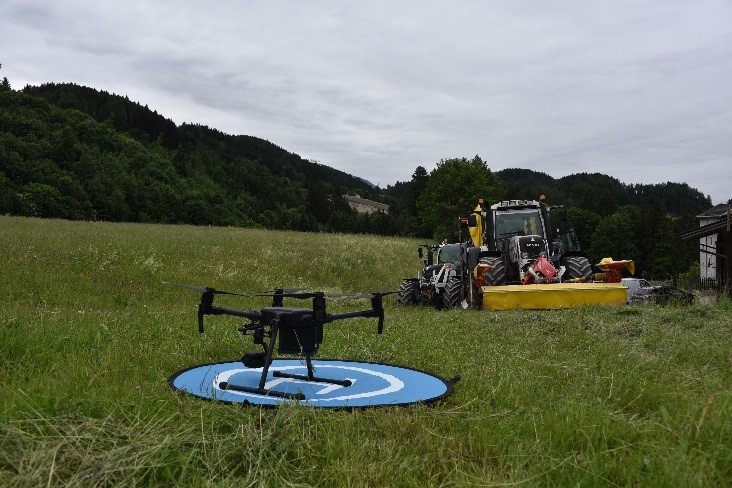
(1, 215, 730, 487)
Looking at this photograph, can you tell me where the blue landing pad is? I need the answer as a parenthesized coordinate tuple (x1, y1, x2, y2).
(169, 359, 453, 408)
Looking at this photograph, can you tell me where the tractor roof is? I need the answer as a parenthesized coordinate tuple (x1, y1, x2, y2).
(490, 200, 542, 210)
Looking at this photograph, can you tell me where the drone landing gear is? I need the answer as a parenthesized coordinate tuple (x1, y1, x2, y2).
(273, 356, 352, 387)
(219, 355, 351, 400)
(219, 380, 306, 400)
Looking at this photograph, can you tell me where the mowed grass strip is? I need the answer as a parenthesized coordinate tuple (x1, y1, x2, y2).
(1, 215, 730, 487)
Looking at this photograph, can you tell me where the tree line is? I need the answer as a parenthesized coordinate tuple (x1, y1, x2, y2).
(384, 162, 708, 281)
(0, 77, 712, 279)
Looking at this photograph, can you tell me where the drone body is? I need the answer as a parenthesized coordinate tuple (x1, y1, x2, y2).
(260, 306, 323, 356)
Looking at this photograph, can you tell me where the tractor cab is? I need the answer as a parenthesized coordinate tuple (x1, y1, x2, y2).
(436, 243, 463, 267)
(494, 207, 545, 240)
(491, 201, 550, 248)
(490, 201, 552, 279)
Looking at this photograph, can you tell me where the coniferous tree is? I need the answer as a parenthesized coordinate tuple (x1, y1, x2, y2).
(0, 62, 10, 92)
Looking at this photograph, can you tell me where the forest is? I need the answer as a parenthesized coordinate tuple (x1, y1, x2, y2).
(0, 77, 714, 280)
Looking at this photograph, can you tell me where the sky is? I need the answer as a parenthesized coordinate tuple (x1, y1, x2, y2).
(2, 0, 731, 204)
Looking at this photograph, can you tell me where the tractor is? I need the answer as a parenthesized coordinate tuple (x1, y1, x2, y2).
(467, 198, 592, 286)
(397, 242, 466, 309)
(455, 198, 629, 310)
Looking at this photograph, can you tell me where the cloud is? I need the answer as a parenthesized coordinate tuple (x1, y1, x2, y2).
(2, 0, 730, 202)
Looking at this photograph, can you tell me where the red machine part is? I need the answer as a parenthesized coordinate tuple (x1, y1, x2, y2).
(523, 256, 558, 285)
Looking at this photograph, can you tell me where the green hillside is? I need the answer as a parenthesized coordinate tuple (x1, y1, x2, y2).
(1, 84, 394, 234)
(496, 168, 711, 218)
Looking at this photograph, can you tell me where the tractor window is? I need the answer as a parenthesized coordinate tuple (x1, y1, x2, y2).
(437, 244, 462, 266)
(494, 209, 544, 239)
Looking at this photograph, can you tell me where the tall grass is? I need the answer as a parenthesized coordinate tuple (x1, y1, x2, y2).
(1, 215, 730, 486)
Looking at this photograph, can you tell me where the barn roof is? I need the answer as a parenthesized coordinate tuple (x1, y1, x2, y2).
(697, 203, 732, 218)
(680, 218, 731, 240)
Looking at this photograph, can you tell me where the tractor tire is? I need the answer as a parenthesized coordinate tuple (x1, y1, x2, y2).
(396, 280, 419, 305)
(482, 257, 507, 286)
(562, 256, 592, 281)
(442, 277, 463, 309)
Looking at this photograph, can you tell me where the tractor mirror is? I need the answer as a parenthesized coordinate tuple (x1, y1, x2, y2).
(418, 247, 423, 259)
(468, 214, 478, 227)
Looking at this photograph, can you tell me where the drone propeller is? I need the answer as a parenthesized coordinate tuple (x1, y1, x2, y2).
(258, 287, 309, 294)
(253, 288, 321, 306)
(254, 291, 324, 299)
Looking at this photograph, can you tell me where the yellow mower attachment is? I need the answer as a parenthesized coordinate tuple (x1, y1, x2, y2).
(480, 282, 627, 310)
(594, 257, 635, 283)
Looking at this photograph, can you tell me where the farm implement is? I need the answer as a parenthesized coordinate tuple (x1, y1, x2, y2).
(399, 197, 634, 310)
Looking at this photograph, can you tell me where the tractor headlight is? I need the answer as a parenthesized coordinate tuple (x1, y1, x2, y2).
(521, 252, 528, 259)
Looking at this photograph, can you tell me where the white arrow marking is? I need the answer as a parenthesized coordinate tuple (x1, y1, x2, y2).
(315, 379, 356, 395)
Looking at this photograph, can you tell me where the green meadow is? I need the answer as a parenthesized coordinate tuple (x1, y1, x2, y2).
(1, 215, 730, 487)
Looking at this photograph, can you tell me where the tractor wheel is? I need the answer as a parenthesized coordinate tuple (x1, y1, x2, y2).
(396, 280, 418, 305)
(563, 256, 592, 281)
(482, 257, 507, 286)
(442, 277, 463, 309)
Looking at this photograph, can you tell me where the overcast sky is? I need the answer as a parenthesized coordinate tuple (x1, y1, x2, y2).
(2, 0, 730, 204)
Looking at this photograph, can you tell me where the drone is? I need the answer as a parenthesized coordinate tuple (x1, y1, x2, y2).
(166, 282, 394, 400)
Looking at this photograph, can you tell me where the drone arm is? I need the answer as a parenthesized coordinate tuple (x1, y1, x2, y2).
(325, 294, 385, 334)
(326, 309, 377, 321)
(207, 305, 262, 321)
(196, 290, 261, 333)
(326, 309, 385, 334)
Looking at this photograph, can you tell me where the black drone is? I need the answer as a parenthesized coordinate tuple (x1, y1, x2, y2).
(166, 282, 394, 400)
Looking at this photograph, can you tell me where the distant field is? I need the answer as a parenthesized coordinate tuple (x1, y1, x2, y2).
(1, 215, 730, 486)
